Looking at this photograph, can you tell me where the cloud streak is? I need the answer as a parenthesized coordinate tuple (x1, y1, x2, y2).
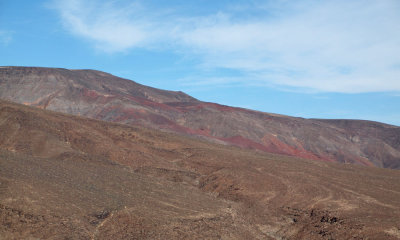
(50, 0, 400, 93)
(51, 0, 151, 53)
(0, 30, 12, 46)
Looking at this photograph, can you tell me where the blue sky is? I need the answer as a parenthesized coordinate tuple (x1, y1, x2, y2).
(1, 0, 400, 125)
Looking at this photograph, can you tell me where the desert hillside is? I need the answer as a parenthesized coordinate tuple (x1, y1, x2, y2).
(1, 100, 400, 239)
(1, 67, 399, 169)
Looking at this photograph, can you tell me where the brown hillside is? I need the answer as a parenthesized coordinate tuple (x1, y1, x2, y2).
(1, 66, 399, 169)
(1, 100, 400, 239)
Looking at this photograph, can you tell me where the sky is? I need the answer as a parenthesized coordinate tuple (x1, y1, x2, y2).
(1, 0, 400, 126)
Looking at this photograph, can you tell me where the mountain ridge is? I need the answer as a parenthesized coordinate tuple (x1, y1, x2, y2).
(1, 66, 399, 169)
(1, 98, 400, 239)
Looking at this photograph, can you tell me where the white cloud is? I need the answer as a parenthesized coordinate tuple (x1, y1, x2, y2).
(178, 0, 400, 93)
(0, 30, 12, 46)
(50, 0, 400, 93)
(50, 0, 152, 53)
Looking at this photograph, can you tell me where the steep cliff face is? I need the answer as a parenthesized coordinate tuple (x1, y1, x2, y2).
(1, 66, 399, 169)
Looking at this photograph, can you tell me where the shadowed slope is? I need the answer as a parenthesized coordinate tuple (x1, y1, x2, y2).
(0, 66, 399, 169)
(1, 100, 400, 239)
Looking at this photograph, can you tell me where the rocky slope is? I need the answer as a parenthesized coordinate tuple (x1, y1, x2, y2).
(1, 66, 399, 169)
(1, 99, 400, 239)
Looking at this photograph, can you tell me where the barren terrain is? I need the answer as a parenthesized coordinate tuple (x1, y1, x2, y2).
(1, 100, 400, 239)
(1, 67, 399, 169)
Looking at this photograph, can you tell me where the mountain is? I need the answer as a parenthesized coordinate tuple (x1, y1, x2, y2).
(1, 99, 400, 239)
(0, 66, 399, 169)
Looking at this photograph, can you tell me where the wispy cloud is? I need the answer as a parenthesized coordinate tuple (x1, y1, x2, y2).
(50, 0, 153, 53)
(50, 0, 400, 93)
(0, 30, 12, 46)
(178, 1, 400, 93)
